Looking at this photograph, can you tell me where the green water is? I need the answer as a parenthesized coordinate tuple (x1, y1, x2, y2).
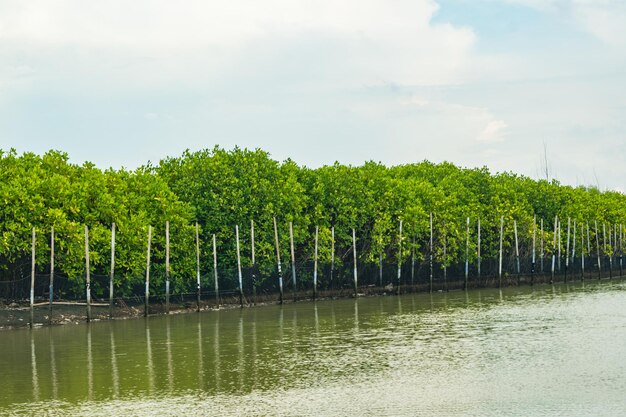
(2, 281, 626, 416)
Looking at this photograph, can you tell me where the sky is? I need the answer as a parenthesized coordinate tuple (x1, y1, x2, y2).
(1, 0, 625, 190)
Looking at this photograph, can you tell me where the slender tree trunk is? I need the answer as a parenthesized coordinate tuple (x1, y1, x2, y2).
(531, 215, 536, 285)
(604, 222, 609, 278)
(213, 233, 219, 306)
(581, 222, 585, 280)
(595, 221, 601, 279)
(477, 218, 481, 281)
(565, 217, 570, 283)
(443, 221, 448, 292)
(289, 221, 296, 301)
(145, 226, 152, 317)
(30, 228, 36, 327)
(619, 224, 624, 277)
(498, 216, 504, 288)
(514, 220, 520, 283)
(586, 221, 591, 280)
(251, 219, 256, 304)
(551, 216, 557, 284)
(49, 226, 55, 322)
(313, 226, 318, 299)
(411, 235, 415, 287)
(539, 219, 545, 275)
(236, 224, 243, 307)
(85, 226, 91, 323)
(195, 222, 201, 312)
(465, 217, 470, 291)
(379, 251, 383, 287)
(165, 221, 170, 314)
(557, 219, 561, 273)
(429, 212, 434, 293)
(572, 219, 577, 281)
(273, 217, 283, 303)
(330, 226, 335, 290)
(109, 223, 115, 318)
(396, 220, 402, 295)
(609, 224, 615, 278)
(352, 228, 358, 297)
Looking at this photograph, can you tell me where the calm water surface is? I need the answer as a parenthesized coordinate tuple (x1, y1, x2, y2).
(1, 281, 626, 416)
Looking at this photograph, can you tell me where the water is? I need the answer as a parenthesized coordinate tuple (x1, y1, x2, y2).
(1, 281, 626, 416)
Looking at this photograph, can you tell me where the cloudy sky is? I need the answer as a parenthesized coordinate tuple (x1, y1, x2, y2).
(1, 0, 625, 189)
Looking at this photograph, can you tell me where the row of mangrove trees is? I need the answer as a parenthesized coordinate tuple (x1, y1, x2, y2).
(1, 146, 625, 297)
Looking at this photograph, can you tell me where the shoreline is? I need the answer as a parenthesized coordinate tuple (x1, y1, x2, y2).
(1, 271, 622, 330)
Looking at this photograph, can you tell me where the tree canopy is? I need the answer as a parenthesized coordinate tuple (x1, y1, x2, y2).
(1, 147, 624, 297)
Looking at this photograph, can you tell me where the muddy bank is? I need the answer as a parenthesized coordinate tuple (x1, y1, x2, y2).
(0, 299, 228, 330)
(0, 290, 360, 329)
(0, 272, 619, 330)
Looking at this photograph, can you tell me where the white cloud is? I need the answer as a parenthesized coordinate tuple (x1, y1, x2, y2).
(478, 120, 507, 142)
(0, 0, 477, 91)
(400, 96, 430, 107)
(0, 0, 458, 49)
(502, 0, 626, 45)
(1, 0, 626, 192)
(0, 0, 484, 173)
(344, 93, 510, 166)
(572, 2, 626, 45)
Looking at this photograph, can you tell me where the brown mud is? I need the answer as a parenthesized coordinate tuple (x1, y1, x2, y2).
(0, 272, 616, 330)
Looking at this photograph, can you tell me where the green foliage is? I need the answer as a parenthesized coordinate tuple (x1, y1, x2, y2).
(2, 147, 626, 298)
(0, 150, 195, 296)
